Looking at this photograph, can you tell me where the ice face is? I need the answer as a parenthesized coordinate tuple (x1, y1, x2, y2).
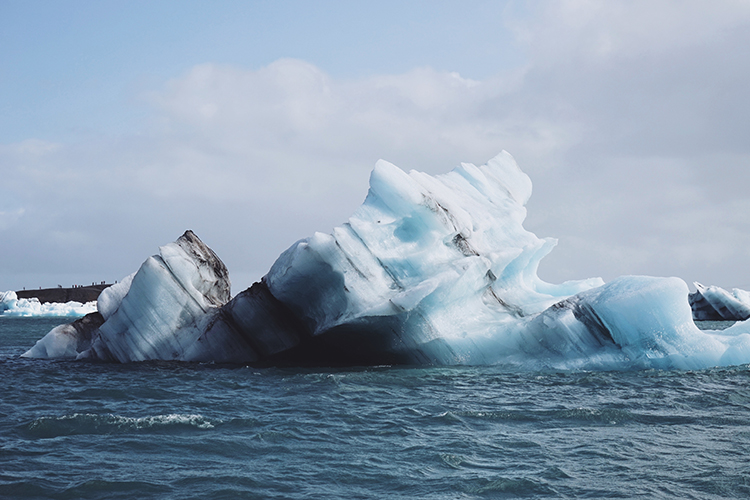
(96, 273, 135, 320)
(21, 312, 105, 359)
(266, 154, 602, 332)
(537, 276, 729, 370)
(23, 230, 231, 361)
(254, 152, 604, 366)
(21, 152, 750, 370)
(80, 230, 231, 362)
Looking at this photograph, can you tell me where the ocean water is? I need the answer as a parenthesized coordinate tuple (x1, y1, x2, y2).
(2, 318, 750, 499)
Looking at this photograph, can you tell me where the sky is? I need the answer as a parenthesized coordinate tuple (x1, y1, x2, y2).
(2, 0, 750, 295)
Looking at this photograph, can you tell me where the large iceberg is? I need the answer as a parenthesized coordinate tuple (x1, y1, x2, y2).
(23, 152, 750, 370)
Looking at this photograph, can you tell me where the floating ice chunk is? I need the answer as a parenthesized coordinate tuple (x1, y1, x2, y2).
(567, 276, 726, 370)
(80, 230, 230, 362)
(22, 312, 105, 359)
(689, 282, 750, 321)
(23, 231, 231, 361)
(0, 290, 96, 318)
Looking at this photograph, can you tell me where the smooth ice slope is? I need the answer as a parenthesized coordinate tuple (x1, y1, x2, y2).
(22, 152, 750, 370)
(96, 273, 135, 321)
(81, 230, 231, 362)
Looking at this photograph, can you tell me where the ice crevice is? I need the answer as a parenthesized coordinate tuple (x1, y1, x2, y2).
(21, 151, 750, 370)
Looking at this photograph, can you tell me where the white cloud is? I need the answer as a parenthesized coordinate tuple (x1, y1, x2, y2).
(506, 0, 750, 288)
(516, 0, 750, 61)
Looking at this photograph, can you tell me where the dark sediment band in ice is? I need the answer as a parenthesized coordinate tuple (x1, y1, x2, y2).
(689, 282, 750, 322)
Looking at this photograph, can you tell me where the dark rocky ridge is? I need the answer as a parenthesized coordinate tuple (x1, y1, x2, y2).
(15, 285, 110, 304)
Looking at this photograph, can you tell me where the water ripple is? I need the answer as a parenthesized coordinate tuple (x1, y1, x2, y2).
(23, 413, 215, 438)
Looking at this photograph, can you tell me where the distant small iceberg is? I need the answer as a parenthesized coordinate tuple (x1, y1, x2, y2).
(689, 283, 750, 322)
(0, 290, 97, 318)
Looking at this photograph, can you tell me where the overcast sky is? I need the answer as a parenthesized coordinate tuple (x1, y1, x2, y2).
(2, 0, 750, 294)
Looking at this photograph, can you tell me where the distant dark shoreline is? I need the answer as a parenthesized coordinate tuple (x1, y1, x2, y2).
(15, 284, 111, 304)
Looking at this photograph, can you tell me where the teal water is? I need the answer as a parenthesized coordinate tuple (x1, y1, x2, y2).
(2, 317, 750, 499)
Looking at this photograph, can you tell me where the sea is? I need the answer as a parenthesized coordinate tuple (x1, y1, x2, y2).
(2, 317, 750, 499)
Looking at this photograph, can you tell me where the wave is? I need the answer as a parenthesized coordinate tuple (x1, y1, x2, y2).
(24, 413, 214, 438)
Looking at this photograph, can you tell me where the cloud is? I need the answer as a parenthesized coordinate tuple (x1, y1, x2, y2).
(4, 1, 750, 292)
(4, 60, 565, 291)
(516, 0, 750, 59)
(506, 1, 750, 288)
(0, 208, 25, 231)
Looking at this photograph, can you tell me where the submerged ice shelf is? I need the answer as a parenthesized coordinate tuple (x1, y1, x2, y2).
(23, 152, 750, 370)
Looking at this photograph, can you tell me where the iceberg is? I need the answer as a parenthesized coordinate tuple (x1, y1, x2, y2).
(0, 290, 97, 318)
(689, 282, 750, 321)
(23, 230, 230, 361)
(22, 152, 750, 370)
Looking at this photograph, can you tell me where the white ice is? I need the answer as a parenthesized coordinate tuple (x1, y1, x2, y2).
(96, 273, 135, 320)
(0, 290, 97, 318)
(78, 231, 230, 362)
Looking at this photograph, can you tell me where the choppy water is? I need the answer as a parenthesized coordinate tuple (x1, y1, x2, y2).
(2, 317, 750, 499)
